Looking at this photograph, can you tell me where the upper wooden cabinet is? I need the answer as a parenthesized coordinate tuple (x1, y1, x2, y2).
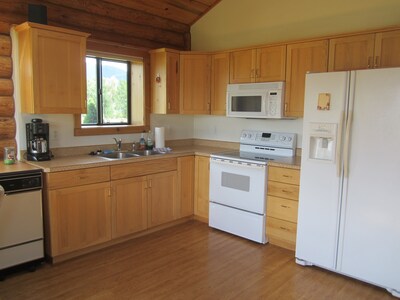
(328, 30, 400, 71)
(180, 53, 211, 114)
(229, 45, 286, 83)
(210, 52, 229, 115)
(15, 22, 89, 114)
(285, 40, 328, 118)
(150, 48, 180, 114)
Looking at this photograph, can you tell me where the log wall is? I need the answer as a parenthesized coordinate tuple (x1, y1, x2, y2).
(0, 0, 191, 50)
(0, 21, 17, 159)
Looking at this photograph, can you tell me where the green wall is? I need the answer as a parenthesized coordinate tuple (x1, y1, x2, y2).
(191, 0, 400, 51)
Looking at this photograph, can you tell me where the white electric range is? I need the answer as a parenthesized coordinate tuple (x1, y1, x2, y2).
(209, 130, 296, 243)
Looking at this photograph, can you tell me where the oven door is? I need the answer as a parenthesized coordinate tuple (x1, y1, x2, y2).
(209, 157, 267, 214)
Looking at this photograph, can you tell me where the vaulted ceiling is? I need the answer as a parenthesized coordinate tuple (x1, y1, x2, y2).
(1, 0, 222, 50)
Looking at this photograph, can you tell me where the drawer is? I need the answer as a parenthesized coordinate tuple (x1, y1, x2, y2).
(111, 158, 177, 180)
(268, 166, 300, 185)
(268, 181, 299, 201)
(45, 166, 110, 190)
(266, 217, 297, 248)
(267, 195, 298, 223)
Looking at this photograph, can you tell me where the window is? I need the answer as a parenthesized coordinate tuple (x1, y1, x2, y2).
(82, 57, 131, 125)
(74, 46, 149, 136)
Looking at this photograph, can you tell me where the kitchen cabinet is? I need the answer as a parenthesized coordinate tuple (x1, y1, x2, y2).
(150, 48, 180, 114)
(210, 52, 229, 115)
(43, 167, 111, 257)
(110, 158, 178, 230)
(229, 45, 286, 83)
(178, 156, 195, 218)
(15, 22, 89, 114)
(285, 40, 328, 117)
(180, 53, 211, 114)
(328, 30, 400, 71)
(194, 155, 210, 221)
(147, 170, 178, 227)
(266, 166, 300, 251)
(111, 176, 148, 238)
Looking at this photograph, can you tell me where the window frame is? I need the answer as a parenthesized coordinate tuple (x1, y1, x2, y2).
(74, 41, 150, 136)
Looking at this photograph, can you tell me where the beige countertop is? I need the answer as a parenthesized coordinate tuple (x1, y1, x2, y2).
(23, 144, 301, 172)
(0, 161, 42, 174)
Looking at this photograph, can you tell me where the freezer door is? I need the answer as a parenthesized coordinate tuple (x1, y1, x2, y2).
(338, 68, 400, 291)
(296, 71, 349, 270)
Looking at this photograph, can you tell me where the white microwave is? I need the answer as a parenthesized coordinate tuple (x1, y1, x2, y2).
(226, 82, 285, 119)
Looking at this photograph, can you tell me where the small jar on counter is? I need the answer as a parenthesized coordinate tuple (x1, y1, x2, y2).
(3, 147, 16, 165)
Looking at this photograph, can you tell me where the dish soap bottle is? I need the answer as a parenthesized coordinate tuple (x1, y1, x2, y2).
(139, 131, 146, 150)
(146, 130, 154, 150)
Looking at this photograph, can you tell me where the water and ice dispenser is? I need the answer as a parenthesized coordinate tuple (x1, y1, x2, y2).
(308, 123, 337, 162)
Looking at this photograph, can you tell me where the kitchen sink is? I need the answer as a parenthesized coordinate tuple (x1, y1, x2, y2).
(98, 150, 164, 160)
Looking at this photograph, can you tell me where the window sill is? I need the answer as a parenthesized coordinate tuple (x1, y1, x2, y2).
(74, 125, 149, 136)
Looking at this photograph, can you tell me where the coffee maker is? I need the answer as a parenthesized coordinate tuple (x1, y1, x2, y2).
(26, 119, 52, 161)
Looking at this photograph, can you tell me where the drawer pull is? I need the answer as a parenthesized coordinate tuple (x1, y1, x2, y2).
(279, 226, 290, 231)
(280, 205, 289, 209)
(281, 189, 291, 193)
(282, 175, 291, 178)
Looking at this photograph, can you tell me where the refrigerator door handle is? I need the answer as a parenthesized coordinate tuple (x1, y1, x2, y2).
(343, 110, 353, 178)
(336, 111, 345, 177)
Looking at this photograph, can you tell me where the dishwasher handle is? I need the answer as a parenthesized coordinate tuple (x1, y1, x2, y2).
(0, 185, 5, 208)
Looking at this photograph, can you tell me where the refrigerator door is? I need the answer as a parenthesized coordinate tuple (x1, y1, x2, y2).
(338, 68, 400, 291)
(296, 71, 349, 270)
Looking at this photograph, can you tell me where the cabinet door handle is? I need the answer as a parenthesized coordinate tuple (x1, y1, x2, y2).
(148, 179, 152, 188)
(281, 189, 291, 193)
(280, 226, 290, 231)
(250, 69, 255, 78)
(374, 56, 380, 68)
(167, 101, 171, 110)
(280, 205, 289, 209)
(282, 175, 292, 178)
(367, 56, 373, 68)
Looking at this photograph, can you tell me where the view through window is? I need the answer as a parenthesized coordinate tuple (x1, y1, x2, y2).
(82, 56, 131, 125)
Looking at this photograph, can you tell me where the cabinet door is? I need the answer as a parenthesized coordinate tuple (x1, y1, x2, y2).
(166, 52, 180, 113)
(211, 52, 229, 115)
(150, 50, 180, 114)
(285, 40, 328, 117)
(328, 34, 375, 71)
(194, 156, 210, 221)
(374, 30, 400, 68)
(229, 49, 255, 83)
(257, 45, 286, 82)
(24, 27, 87, 113)
(46, 182, 111, 256)
(180, 53, 211, 114)
(148, 170, 178, 227)
(111, 176, 148, 238)
(178, 156, 195, 218)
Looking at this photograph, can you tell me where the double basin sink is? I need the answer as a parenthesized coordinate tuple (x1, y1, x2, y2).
(99, 150, 163, 160)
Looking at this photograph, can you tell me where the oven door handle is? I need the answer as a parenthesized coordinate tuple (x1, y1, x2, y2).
(210, 157, 266, 169)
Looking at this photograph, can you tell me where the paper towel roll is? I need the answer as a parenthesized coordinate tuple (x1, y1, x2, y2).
(154, 127, 165, 148)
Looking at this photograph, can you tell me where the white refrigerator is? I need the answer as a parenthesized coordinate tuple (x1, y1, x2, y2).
(296, 67, 400, 297)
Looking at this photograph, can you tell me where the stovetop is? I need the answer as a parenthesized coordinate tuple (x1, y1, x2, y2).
(211, 150, 297, 165)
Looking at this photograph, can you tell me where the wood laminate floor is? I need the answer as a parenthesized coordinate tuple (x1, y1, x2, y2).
(0, 221, 393, 299)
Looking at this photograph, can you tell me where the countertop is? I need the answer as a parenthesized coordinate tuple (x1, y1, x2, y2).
(0, 161, 42, 175)
(23, 145, 301, 172)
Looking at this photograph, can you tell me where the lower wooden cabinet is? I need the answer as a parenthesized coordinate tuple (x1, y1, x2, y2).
(111, 176, 148, 238)
(266, 166, 300, 250)
(194, 155, 210, 221)
(178, 156, 195, 218)
(147, 170, 178, 227)
(45, 181, 112, 256)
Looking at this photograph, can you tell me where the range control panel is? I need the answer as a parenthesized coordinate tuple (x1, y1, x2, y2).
(240, 130, 296, 149)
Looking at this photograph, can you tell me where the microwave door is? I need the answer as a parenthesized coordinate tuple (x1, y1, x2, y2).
(228, 94, 266, 117)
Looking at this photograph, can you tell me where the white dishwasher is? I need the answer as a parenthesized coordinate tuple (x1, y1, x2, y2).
(0, 170, 44, 276)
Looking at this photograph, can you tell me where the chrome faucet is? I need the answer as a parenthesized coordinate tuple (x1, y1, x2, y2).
(113, 138, 122, 151)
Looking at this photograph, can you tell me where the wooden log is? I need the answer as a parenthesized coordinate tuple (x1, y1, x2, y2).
(0, 21, 10, 34)
(0, 35, 12, 57)
(0, 117, 16, 139)
(0, 56, 12, 78)
(0, 96, 15, 117)
(0, 139, 17, 159)
(0, 79, 13, 96)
